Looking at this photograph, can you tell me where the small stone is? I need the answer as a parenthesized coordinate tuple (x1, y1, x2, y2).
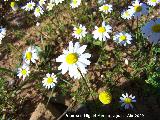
(105, 45, 114, 51)
(29, 102, 61, 120)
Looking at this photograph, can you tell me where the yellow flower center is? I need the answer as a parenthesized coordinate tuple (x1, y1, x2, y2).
(47, 77, 54, 84)
(10, 2, 16, 7)
(124, 11, 129, 16)
(28, 4, 32, 8)
(124, 97, 132, 104)
(66, 53, 78, 64)
(103, 6, 109, 11)
(134, 5, 142, 12)
(98, 27, 106, 33)
(36, 7, 40, 12)
(151, 0, 157, 2)
(151, 24, 160, 33)
(21, 69, 27, 75)
(75, 28, 82, 35)
(73, 0, 77, 4)
(119, 35, 127, 41)
(26, 52, 32, 60)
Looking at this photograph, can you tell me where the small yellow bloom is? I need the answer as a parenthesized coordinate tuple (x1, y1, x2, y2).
(99, 91, 112, 104)
(10, 2, 18, 11)
(10, 2, 16, 8)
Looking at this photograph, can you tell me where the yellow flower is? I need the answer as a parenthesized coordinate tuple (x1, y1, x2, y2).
(99, 91, 112, 104)
(10, 2, 16, 8)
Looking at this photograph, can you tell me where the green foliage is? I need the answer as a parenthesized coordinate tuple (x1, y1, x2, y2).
(146, 71, 160, 88)
(0, 78, 6, 112)
(0, 78, 15, 119)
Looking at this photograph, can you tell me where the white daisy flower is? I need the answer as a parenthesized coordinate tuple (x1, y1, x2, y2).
(99, 4, 113, 14)
(113, 32, 132, 46)
(119, 93, 136, 109)
(17, 65, 30, 80)
(46, 2, 55, 11)
(129, 0, 148, 18)
(50, 0, 65, 5)
(147, 0, 160, 6)
(92, 21, 112, 41)
(42, 73, 57, 89)
(23, 46, 39, 65)
(141, 18, 160, 44)
(34, 6, 44, 17)
(72, 24, 87, 39)
(121, 9, 134, 20)
(70, 0, 81, 8)
(39, 0, 46, 6)
(10, 2, 18, 11)
(56, 41, 91, 79)
(0, 26, 6, 44)
(22, 1, 35, 11)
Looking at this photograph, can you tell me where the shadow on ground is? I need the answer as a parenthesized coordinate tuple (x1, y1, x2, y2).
(60, 79, 160, 120)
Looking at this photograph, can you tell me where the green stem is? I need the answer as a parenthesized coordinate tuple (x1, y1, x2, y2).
(46, 88, 54, 106)
(101, 13, 105, 22)
(101, 40, 104, 48)
(56, 72, 73, 86)
(78, 69, 99, 113)
(136, 17, 139, 40)
(78, 69, 95, 102)
(97, 41, 105, 63)
(61, 79, 73, 86)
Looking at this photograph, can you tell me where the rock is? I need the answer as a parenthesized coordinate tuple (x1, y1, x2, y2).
(105, 45, 114, 51)
(21, 83, 33, 89)
(29, 102, 61, 120)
